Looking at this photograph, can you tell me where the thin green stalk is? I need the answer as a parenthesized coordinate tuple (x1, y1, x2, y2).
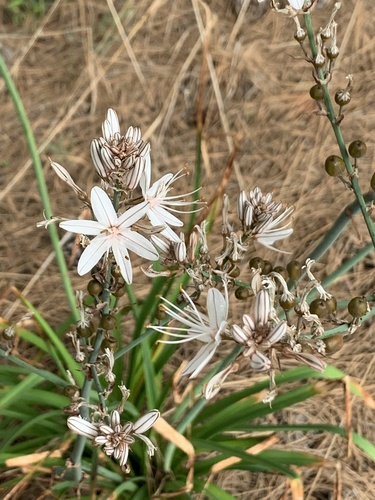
(0, 53, 79, 322)
(304, 13, 375, 248)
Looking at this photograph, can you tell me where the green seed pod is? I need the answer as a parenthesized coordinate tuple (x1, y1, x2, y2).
(294, 29, 306, 42)
(314, 55, 325, 69)
(371, 173, 375, 191)
(100, 314, 117, 330)
(111, 265, 122, 278)
(324, 335, 344, 354)
(262, 260, 273, 275)
(325, 296, 337, 314)
(249, 256, 264, 271)
(77, 322, 95, 338)
(326, 47, 339, 60)
(102, 335, 118, 351)
(309, 299, 328, 318)
(294, 304, 304, 317)
(309, 84, 325, 101)
(63, 385, 80, 398)
(348, 140, 367, 159)
(112, 280, 126, 297)
(235, 287, 250, 300)
(324, 155, 345, 177)
(347, 296, 368, 318)
(87, 279, 103, 296)
(279, 297, 296, 311)
(287, 260, 302, 280)
(335, 89, 351, 106)
(229, 265, 241, 278)
(273, 266, 288, 281)
(2, 329, 14, 341)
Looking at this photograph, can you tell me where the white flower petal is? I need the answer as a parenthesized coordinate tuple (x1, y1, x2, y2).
(77, 235, 109, 275)
(231, 324, 250, 345)
(204, 362, 238, 400)
(111, 243, 133, 283)
(119, 231, 158, 261)
(59, 220, 103, 236)
(242, 314, 255, 332)
(265, 321, 287, 345)
(207, 288, 228, 328)
(91, 187, 118, 227)
(255, 290, 270, 326)
(67, 417, 98, 438)
(250, 351, 271, 371)
(150, 205, 184, 228)
(289, 0, 304, 9)
(182, 341, 218, 379)
(133, 410, 160, 434)
(117, 202, 148, 228)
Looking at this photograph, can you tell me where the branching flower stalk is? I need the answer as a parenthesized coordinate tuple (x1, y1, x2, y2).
(302, 8, 375, 248)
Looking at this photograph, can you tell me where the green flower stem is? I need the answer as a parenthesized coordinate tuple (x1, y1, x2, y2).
(0, 54, 79, 322)
(70, 191, 122, 473)
(304, 13, 375, 249)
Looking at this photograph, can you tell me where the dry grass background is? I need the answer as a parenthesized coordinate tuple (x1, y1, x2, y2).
(0, 0, 374, 498)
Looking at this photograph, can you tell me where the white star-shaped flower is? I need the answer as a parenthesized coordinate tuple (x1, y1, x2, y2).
(258, 0, 305, 8)
(151, 285, 229, 378)
(231, 289, 287, 371)
(139, 171, 202, 242)
(67, 409, 160, 472)
(59, 186, 158, 283)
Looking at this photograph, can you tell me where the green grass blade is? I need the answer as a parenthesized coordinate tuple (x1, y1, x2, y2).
(0, 53, 79, 321)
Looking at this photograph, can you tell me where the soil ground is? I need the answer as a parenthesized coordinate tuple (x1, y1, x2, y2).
(1, 0, 374, 498)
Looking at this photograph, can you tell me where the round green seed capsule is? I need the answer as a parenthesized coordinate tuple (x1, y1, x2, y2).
(294, 29, 306, 42)
(102, 336, 118, 351)
(111, 266, 122, 278)
(235, 287, 250, 300)
(325, 296, 337, 314)
(262, 260, 273, 275)
(249, 257, 264, 271)
(335, 89, 351, 106)
(347, 296, 368, 317)
(287, 260, 301, 280)
(112, 284, 126, 297)
(63, 385, 80, 398)
(371, 173, 375, 191)
(309, 299, 328, 318)
(324, 335, 344, 354)
(87, 279, 103, 296)
(348, 140, 367, 159)
(279, 297, 296, 311)
(100, 314, 117, 330)
(229, 265, 241, 278)
(273, 266, 288, 281)
(2, 329, 14, 341)
(324, 155, 345, 177)
(77, 322, 95, 338)
(326, 47, 339, 60)
(309, 84, 325, 101)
